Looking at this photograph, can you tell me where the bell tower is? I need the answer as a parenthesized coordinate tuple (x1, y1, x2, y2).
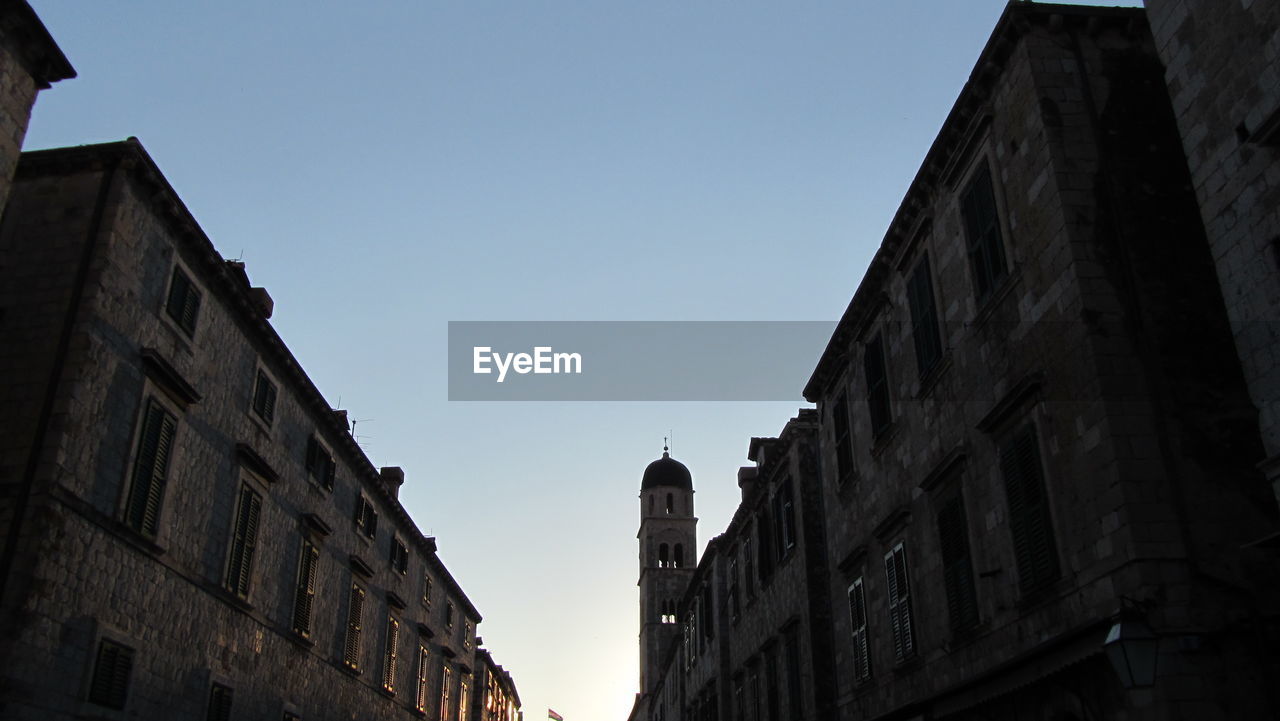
(637, 444, 697, 696)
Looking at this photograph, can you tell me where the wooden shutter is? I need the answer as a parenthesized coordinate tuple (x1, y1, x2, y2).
(1000, 424, 1060, 595)
(252, 371, 276, 424)
(226, 485, 262, 598)
(207, 683, 233, 721)
(416, 645, 431, 712)
(323, 453, 336, 491)
(864, 334, 891, 436)
(961, 163, 1007, 299)
(166, 267, 201, 335)
(125, 399, 177, 536)
(848, 578, 871, 682)
(383, 616, 400, 692)
(884, 544, 915, 662)
(88, 639, 134, 709)
(907, 256, 943, 375)
(344, 584, 366, 669)
(937, 495, 979, 633)
(292, 540, 319, 636)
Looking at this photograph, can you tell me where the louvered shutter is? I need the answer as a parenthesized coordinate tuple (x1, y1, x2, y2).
(908, 256, 943, 375)
(207, 683, 233, 721)
(292, 541, 319, 635)
(227, 486, 262, 598)
(938, 496, 979, 632)
(884, 545, 915, 662)
(864, 335, 891, 436)
(344, 585, 365, 669)
(1000, 424, 1060, 595)
(306, 436, 319, 474)
(848, 580, 870, 682)
(416, 645, 431, 712)
(126, 400, 176, 537)
(383, 616, 400, 692)
(88, 639, 134, 709)
(323, 453, 336, 491)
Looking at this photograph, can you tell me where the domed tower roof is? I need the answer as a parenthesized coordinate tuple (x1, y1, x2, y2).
(641, 450, 692, 491)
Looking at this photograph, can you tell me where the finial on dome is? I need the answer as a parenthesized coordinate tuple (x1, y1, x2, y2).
(663, 436, 669, 458)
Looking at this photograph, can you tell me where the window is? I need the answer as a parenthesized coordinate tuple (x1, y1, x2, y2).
(907, 254, 944, 376)
(225, 484, 263, 599)
(773, 480, 796, 558)
(784, 628, 802, 719)
(354, 494, 378, 539)
(937, 493, 980, 633)
(343, 583, 366, 671)
(415, 644, 431, 713)
(87, 638, 134, 709)
(884, 543, 916, 662)
(742, 535, 754, 599)
(440, 664, 453, 721)
(422, 570, 433, 607)
(757, 513, 774, 583)
(666, 493, 674, 514)
(1000, 423, 1060, 595)
(728, 554, 740, 622)
(206, 683, 233, 721)
(250, 369, 278, 426)
(463, 620, 473, 650)
(764, 646, 780, 721)
(831, 392, 853, 483)
(459, 679, 471, 721)
(961, 161, 1008, 301)
(124, 398, 178, 538)
(446, 602, 455, 629)
(165, 266, 201, 336)
(390, 537, 409, 574)
(748, 666, 761, 721)
(283, 713, 301, 721)
(673, 544, 684, 569)
(848, 578, 871, 683)
(658, 543, 669, 568)
(382, 615, 400, 694)
(292, 538, 320, 637)
(305, 435, 336, 491)
(864, 333, 891, 437)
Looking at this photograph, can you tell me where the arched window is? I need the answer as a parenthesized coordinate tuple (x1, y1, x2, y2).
(648, 495, 654, 514)
(666, 493, 674, 514)
(659, 544, 669, 568)
(674, 544, 684, 568)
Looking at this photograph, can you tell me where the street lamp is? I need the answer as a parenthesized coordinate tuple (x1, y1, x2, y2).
(1104, 615, 1159, 688)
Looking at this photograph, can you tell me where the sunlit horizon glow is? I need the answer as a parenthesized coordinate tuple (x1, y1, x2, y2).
(24, 1, 1140, 719)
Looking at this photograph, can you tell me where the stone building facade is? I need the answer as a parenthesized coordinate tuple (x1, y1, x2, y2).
(0, 5, 521, 713)
(627, 3, 1280, 720)
(802, 4, 1278, 720)
(1143, 0, 1280, 506)
(0, 136, 519, 720)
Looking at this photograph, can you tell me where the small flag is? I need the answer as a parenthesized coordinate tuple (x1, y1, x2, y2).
(549, 710, 564, 721)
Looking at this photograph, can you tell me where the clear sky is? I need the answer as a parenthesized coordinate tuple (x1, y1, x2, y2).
(25, 1, 1138, 719)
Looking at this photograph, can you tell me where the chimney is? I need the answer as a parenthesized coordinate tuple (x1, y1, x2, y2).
(737, 466, 758, 502)
(249, 286, 274, 318)
(380, 466, 405, 499)
(331, 409, 349, 431)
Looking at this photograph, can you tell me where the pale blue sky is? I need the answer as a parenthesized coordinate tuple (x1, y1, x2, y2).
(26, 2, 1139, 719)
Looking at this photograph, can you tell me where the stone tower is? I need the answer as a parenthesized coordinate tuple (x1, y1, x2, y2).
(637, 446, 696, 696)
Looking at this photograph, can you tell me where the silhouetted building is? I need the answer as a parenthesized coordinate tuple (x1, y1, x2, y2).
(0, 4, 518, 716)
(803, 4, 1276, 720)
(627, 2, 1280, 720)
(630, 412, 837, 721)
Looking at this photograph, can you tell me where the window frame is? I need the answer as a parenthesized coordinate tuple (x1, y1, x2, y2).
(847, 577, 872, 683)
(883, 542, 916, 663)
(305, 434, 336, 492)
(121, 394, 180, 540)
(999, 421, 1062, 598)
(906, 252, 945, 378)
(162, 263, 202, 338)
(250, 366, 279, 428)
(959, 159, 1011, 303)
(224, 481, 264, 600)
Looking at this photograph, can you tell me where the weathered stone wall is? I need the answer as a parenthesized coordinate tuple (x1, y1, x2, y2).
(0, 142, 486, 720)
(1144, 0, 1280, 501)
(810, 7, 1278, 721)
